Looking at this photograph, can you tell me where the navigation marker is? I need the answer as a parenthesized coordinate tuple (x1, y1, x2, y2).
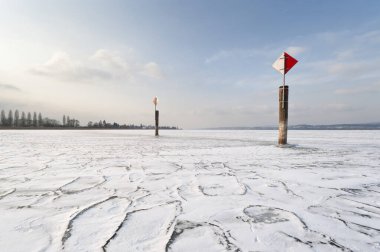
(272, 52, 298, 145)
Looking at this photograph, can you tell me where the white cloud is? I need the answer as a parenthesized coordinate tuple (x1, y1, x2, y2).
(0, 83, 21, 92)
(205, 50, 238, 64)
(31, 51, 111, 81)
(324, 103, 356, 111)
(204, 48, 268, 64)
(315, 30, 350, 44)
(30, 49, 164, 82)
(335, 49, 354, 60)
(91, 49, 129, 70)
(335, 82, 380, 95)
(326, 60, 380, 79)
(285, 46, 307, 56)
(141, 62, 164, 79)
(205, 46, 306, 65)
(355, 30, 380, 43)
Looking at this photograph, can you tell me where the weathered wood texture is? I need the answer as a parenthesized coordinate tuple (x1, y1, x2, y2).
(278, 86, 289, 145)
(155, 110, 159, 136)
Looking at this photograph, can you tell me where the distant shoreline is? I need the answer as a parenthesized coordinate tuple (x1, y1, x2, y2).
(1, 123, 380, 131)
(1, 127, 380, 131)
(0, 127, 181, 130)
(202, 123, 380, 130)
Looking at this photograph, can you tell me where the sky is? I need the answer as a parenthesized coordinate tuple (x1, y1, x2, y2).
(1, 0, 380, 128)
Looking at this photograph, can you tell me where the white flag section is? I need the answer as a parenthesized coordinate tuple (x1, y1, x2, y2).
(272, 52, 285, 74)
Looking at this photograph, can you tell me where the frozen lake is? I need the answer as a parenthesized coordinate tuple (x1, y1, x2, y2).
(0, 130, 380, 251)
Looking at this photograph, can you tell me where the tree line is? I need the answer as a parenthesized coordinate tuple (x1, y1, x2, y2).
(0, 109, 79, 128)
(87, 120, 178, 129)
(0, 109, 179, 129)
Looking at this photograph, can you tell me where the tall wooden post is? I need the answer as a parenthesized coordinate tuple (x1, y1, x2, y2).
(273, 52, 297, 145)
(278, 85, 288, 145)
(155, 110, 159, 136)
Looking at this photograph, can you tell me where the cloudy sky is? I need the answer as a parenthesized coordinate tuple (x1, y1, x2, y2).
(1, 0, 380, 128)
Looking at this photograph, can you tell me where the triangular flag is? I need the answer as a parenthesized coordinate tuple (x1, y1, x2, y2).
(284, 52, 298, 74)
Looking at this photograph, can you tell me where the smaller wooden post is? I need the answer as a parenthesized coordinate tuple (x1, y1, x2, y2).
(155, 110, 159, 136)
(278, 85, 289, 145)
(153, 96, 159, 136)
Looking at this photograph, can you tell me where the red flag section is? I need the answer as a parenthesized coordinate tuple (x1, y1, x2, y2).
(284, 52, 298, 74)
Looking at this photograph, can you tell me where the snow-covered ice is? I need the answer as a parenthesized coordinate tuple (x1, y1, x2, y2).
(0, 130, 380, 251)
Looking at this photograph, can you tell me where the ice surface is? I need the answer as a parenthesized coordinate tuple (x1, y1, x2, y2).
(0, 130, 380, 251)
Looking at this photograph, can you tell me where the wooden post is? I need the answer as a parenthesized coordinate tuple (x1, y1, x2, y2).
(278, 85, 289, 145)
(155, 110, 159, 136)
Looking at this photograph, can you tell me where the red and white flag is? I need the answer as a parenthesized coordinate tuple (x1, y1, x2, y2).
(272, 52, 298, 75)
